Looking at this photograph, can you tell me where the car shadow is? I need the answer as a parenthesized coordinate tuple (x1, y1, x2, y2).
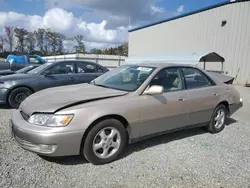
(40, 117, 237, 166)
(39, 155, 88, 165)
(122, 127, 207, 160)
(0, 104, 11, 109)
(122, 117, 237, 160)
(226, 117, 237, 125)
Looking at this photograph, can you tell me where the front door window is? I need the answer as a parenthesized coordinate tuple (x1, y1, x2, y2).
(46, 62, 74, 75)
(149, 68, 183, 92)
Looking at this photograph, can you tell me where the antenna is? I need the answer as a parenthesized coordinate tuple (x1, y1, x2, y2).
(128, 17, 131, 29)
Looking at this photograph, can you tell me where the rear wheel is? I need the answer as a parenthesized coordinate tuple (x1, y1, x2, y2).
(82, 119, 127, 165)
(8, 87, 33, 109)
(207, 104, 227, 133)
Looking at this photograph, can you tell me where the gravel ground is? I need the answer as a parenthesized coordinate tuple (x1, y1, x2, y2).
(1, 85, 250, 188)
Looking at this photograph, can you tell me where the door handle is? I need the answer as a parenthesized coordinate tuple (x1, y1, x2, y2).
(213, 93, 220, 96)
(178, 98, 185, 101)
(68, 77, 75, 81)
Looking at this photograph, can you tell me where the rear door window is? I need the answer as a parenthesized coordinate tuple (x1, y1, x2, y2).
(182, 67, 214, 89)
(76, 62, 99, 73)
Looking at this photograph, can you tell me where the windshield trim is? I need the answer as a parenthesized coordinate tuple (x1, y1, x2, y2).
(90, 82, 133, 92)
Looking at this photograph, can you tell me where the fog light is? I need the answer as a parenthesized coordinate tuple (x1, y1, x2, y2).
(39, 144, 57, 153)
(240, 98, 243, 102)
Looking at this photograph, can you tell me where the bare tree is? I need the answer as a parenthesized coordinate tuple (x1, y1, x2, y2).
(35, 28, 45, 54)
(74, 35, 85, 53)
(14, 28, 28, 54)
(4, 26, 14, 52)
(47, 31, 58, 54)
(44, 29, 51, 55)
(123, 42, 128, 56)
(57, 34, 65, 54)
(64, 39, 75, 54)
(26, 32, 36, 54)
(0, 36, 4, 52)
(46, 31, 66, 55)
(90, 48, 98, 54)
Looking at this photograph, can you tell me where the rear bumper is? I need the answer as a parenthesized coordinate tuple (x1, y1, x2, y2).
(229, 102, 243, 116)
(0, 88, 8, 104)
(10, 110, 84, 157)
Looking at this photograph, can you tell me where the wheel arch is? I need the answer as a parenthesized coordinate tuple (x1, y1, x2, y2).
(217, 100, 230, 115)
(79, 114, 131, 154)
(7, 85, 35, 101)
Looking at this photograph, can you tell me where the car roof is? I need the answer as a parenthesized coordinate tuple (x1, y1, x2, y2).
(53, 60, 97, 64)
(51, 60, 107, 67)
(123, 62, 197, 69)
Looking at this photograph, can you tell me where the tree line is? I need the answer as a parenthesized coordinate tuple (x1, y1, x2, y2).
(0, 26, 128, 58)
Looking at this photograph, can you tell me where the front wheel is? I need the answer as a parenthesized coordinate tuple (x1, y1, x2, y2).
(8, 87, 33, 109)
(207, 104, 228, 133)
(82, 119, 128, 165)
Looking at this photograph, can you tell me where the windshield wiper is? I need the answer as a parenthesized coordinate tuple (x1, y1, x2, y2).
(94, 84, 110, 88)
(91, 81, 123, 90)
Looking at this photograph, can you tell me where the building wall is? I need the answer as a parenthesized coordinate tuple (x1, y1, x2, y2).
(129, 1, 250, 84)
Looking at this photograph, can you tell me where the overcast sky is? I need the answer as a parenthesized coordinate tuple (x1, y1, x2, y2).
(0, 0, 226, 50)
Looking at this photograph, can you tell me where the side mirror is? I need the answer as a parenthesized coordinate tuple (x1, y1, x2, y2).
(43, 70, 52, 76)
(143, 85, 164, 95)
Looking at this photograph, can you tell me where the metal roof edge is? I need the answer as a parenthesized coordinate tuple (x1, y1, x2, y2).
(128, 0, 248, 32)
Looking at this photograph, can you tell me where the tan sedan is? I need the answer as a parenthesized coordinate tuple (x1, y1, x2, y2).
(10, 63, 243, 165)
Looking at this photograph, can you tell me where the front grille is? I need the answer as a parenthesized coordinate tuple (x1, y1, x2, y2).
(20, 111, 29, 121)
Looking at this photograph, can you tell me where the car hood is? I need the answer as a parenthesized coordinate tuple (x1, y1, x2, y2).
(20, 83, 129, 116)
(0, 69, 14, 75)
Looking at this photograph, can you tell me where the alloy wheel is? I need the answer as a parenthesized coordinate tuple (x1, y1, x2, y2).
(92, 127, 121, 159)
(14, 92, 28, 104)
(214, 109, 225, 129)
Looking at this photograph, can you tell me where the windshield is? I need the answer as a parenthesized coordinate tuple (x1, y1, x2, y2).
(91, 65, 155, 92)
(15, 65, 37, 74)
(27, 62, 53, 74)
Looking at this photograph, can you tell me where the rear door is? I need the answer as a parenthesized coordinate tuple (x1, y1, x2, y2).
(74, 61, 104, 84)
(181, 67, 221, 125)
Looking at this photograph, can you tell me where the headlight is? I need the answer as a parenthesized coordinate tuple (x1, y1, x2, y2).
(28, 114, 74, 127)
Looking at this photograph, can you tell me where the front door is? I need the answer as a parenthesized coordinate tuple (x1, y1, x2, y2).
(138, 67, 190, 138)
(39, 62, 76, 90)
(181, 67, 221, 125)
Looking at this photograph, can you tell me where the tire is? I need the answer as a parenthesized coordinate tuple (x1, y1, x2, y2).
(8, 87, 33, 109)
(82, 119, 128, 165)
(207, 104, 228, 133)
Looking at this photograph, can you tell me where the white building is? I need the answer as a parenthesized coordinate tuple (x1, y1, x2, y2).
(128, 0, 250, 85)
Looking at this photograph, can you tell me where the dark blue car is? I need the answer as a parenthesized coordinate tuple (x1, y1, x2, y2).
(0, 60, 109, 108)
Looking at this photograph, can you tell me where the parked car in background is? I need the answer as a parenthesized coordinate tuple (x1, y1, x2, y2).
(0, 60, 109, 108)
(0, 55, 47, 71)
(10, 63, 242, 165)
(0, 64, 40, 77)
